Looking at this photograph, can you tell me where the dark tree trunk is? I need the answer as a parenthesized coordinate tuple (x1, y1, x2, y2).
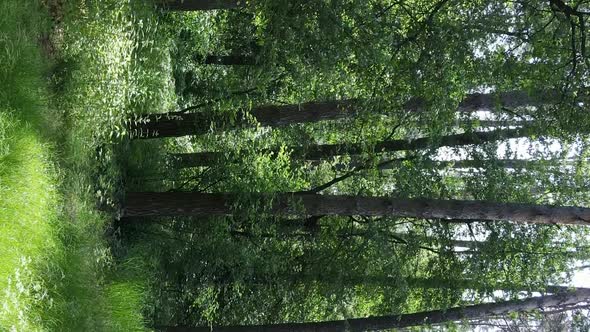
(295, 127, 529, 161)
(418, 158, 571, 169)
(131, 90, 549, 139)
(130, 100, 356, 139)
(244, 271, 585, 295)
(446, 158, 581, 169)
(204, 55, 256, 65)
(464, 119, 532, 127)
(158, 0, 242, 11)
(333, 158, 575, 172)
(405, 89, 559, 113)
(122, 192, 590, 226)
(154, 288, 590, 332)
(170, 127, 533, 167)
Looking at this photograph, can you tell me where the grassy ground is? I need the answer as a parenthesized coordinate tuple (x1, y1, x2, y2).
(0, 0, 174, 330)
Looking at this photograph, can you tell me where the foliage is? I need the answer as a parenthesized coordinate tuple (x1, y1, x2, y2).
(2, 0, 590, 330)
(0, 0, 174, 330)
(128, 0, 590, 328)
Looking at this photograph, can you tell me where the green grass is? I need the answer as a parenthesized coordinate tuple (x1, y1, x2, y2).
(0, 0, 174, 330)
(0, 117, 60, 331)
(0, 1, 60, 329)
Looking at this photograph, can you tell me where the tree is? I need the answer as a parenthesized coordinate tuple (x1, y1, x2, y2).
(130, 90, 554, 139)
(125, 0, 590, 327)
(154, 288, 590, 332)
(167, 126, 535, 167)
(203, 54, 256, 65)
(129, 100, 356, 139)
(122, 192, 590, 226)
(158, 0, 242, 11)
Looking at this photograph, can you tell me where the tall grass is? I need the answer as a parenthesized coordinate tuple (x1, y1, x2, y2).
(0, 117, 60, 331)
(0, 1, 58, 330)
(0, 0, 173, 330)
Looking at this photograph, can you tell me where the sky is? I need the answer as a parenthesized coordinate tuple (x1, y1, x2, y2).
(435, 110, 590, 289)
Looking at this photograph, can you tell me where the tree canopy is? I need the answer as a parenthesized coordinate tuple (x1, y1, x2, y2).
(121, 0, 590, 330)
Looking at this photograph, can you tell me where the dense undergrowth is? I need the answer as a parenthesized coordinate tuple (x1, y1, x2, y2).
(0, 0, 174, 330)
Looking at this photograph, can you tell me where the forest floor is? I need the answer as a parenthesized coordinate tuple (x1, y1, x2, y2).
(0, 0, 171, 330)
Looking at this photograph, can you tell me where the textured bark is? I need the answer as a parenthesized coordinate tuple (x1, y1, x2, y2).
(204, 55, 256, 65)
(158, 0, 242, 11)
(405, 89, 558, 113)
(332, 158, 575, 172)
(130, 100, 356, 139)
(465, 119, 532, 127)
(122, 192, 590, 226)
(418, 158, 571, 169)
(236, 272, 586, 295)
(131, 90, 547, 139)
(170, 127, 533, 167)
(297, 127, 529, 161)
(155, 288, 590, 332)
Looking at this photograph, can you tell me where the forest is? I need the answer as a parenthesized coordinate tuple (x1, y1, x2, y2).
(1, 0, 590, 331)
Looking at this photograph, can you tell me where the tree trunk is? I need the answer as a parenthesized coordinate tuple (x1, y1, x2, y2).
(249, 272, 586, 295)
(419, 158, 574, 170)
(131, 90, 549, 139)
(459, 119, 532, 128)
(158, 0, 242, 11)
(154, 288, 590, 332)
(130, 100, 356, 139)
(333, 158, 576, 172)
(204, 55, 256, 65)
(295, 127, 530, 161)
(170, 127, 533, 167)
(122, 192, 590, 226)
(405, 89, 559, 113)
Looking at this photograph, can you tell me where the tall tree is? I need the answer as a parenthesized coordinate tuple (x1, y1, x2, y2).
(203, 54, 256, 65)
(154, 288, 590, 332)
(158, 0, 242, 11)
(130, 90, 553, 139)
(122, 192, 590, 226)
(168, 126, 535, 167)
(129, 100, 356, 139)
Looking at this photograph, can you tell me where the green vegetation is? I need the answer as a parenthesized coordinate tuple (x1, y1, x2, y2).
(0, 0, 170, 330)
(1, 0, 590, 331)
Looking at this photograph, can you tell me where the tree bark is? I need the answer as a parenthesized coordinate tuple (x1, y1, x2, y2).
(204, 55, 256, 65)
(131, 90, 550, 139)
(241, 271, 586, 295)
(130, 100, 356, 139)
(158, 0, 242, 11)
(294, 127, 530, 161)
(405, 89, 559, 113)
(331, 158, 577, 172)
(122, 192, 590, 226)
(170, 127, 533, 167)
(154, 287, 590, 332)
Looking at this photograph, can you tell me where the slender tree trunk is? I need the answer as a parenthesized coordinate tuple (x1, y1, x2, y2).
(204, 55, 256, 65)
(170, 127, 534, 167)
(460, 119, 532, 127)
(405, 89, 559, 113)
(130, 100, 356, 139)
(253, 272, 586, 295)
(154, 288, 590, 332)
(131, 90, 549, 139)
(294, 127, 530, 161)
(329, 158, 576, 172)
(419, 158, 574, 169)
(158, 0, 242, 11)
(122, 192, 590, 226)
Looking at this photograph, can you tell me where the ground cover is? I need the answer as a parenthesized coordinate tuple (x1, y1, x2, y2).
(0, 0, 174, 330)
